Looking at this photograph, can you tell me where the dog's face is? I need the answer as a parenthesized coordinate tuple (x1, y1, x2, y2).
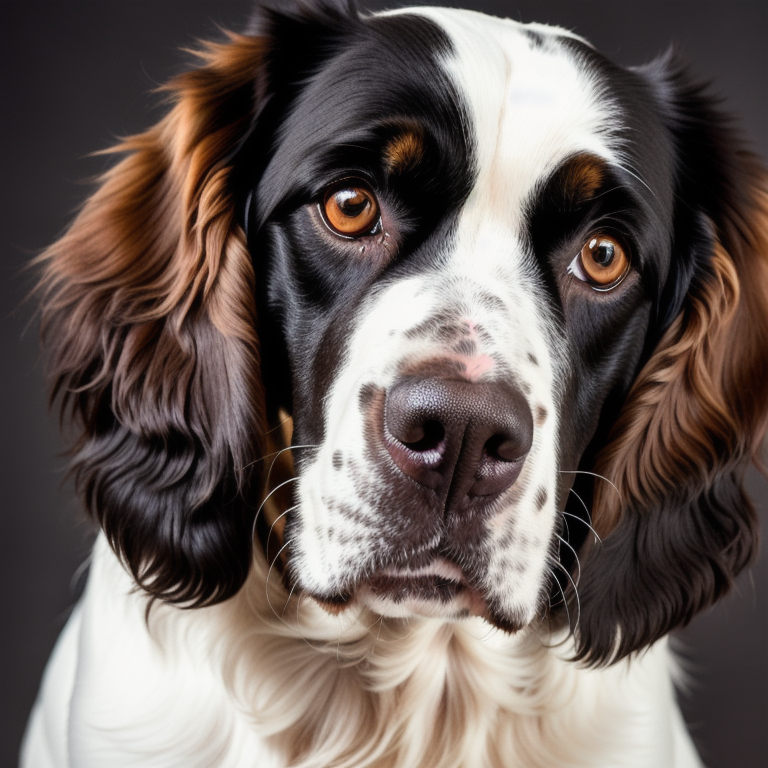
(254, 8, 667, 629)
(40, 1, 768, 664)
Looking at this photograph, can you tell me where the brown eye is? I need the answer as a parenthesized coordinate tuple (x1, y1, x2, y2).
(573, 235, 630, 289)
(322, 182, 380, 237)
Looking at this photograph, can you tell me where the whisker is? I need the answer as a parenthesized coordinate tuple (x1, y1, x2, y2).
(564, 510, 603, 545)
(336, 613, 353, 663)
(337, 142, 376, 153)
(357, 613, 386, 664)
(548, 577, 565, 609)
(555, 533, 582, 586)
(615, 159, 657, 199)
(561, 509, 603, 546)
(559, 469, 621, 501)
(565, 487, 594, 526)
(265, 415, 293, 437)
(295, 592, 325, 652)
(264, 443, 317, 490)
(552, 559, 581, 632)
(562, 483, 603, 546)
(373, 614, 385, 646)
(282, 581, 299, 621)
(252, 476, 299, 540)
(265, 539, 292, 622)
(240, 443, 319, 473)
(547, 565, 570, 622)
(267, 504, 297, 553)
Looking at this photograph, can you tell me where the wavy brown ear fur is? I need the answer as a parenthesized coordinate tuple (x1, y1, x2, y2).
(574, 57, 768, 664)
(38, 32, 270, 606)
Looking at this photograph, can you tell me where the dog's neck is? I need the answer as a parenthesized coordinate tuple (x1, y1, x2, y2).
(144, 551, 669, 768)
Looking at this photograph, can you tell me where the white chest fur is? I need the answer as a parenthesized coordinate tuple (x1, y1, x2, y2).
(23, 536, 701, 768)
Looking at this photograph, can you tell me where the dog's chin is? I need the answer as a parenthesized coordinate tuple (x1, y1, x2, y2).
(312, 558, 518, 626)
(358, 558, 488, 620)
(356, 583, 486, 621)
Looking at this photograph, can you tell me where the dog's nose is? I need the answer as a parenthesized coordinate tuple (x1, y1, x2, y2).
(383, 377, 533, 503)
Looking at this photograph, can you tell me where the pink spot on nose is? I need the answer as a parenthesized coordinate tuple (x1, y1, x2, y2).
(463, 354, 495, 382)
(455, 319, 494, 382)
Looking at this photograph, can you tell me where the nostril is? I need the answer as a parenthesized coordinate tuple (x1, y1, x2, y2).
(473, 432, 529, 497)
(384, 384, 449, 485)
(385, 421, 445, 486)
(401, 419, 446, 453)
(484, 434, 526, 463)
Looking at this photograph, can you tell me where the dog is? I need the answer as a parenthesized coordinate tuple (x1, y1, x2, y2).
(22, 1, 768, 766)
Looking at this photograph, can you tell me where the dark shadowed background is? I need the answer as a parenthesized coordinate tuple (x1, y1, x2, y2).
(2, 1, 766, 766)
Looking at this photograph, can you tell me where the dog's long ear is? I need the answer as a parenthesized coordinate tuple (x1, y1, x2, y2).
(574, 56, 768, 665)
(39, 2, 361, 607)
(38, 31, 276, 607)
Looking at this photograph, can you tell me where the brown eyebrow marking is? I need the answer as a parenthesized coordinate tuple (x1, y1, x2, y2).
(560, 153, 607, 203)
(384, 128, 425, 173)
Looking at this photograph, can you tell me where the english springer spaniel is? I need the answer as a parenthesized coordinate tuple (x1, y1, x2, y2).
(23, 2, 768, 766)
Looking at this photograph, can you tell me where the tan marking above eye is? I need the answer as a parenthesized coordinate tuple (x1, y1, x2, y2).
(384, 129, 425, 173)
(322, 182, 380, 237)
(577, 235, 630, 289)
(562, 153, 606, 203)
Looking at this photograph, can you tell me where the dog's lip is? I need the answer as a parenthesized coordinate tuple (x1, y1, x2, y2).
(309, 559, 490, 619)
(375, 557, 468, 586)
(354, 557, 488, 618)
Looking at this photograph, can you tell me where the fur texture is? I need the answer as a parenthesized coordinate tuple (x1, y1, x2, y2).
(24, 2, 768, 766)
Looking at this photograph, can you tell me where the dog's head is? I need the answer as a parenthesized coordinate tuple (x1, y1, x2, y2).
(40, 0, 768, 664)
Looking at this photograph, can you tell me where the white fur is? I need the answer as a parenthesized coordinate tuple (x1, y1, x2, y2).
(23, 536, 702, 768)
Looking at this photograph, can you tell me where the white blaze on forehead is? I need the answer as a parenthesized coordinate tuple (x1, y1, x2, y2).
(408, 7, 621, 232)
(398, 6, 624, 390)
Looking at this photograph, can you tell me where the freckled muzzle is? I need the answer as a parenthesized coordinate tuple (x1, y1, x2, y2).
(383, 376, 534, 506)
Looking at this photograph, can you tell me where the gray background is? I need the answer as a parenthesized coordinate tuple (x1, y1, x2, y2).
(2, 1, 766, 766)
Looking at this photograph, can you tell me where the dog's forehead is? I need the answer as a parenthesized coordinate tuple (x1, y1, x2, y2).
(399, 7, 622, 225)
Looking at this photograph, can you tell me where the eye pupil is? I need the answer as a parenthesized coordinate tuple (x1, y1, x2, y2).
(590, 238, 615, 266)
(335, 189, 370, 217)
(322, 181, 380, 237)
